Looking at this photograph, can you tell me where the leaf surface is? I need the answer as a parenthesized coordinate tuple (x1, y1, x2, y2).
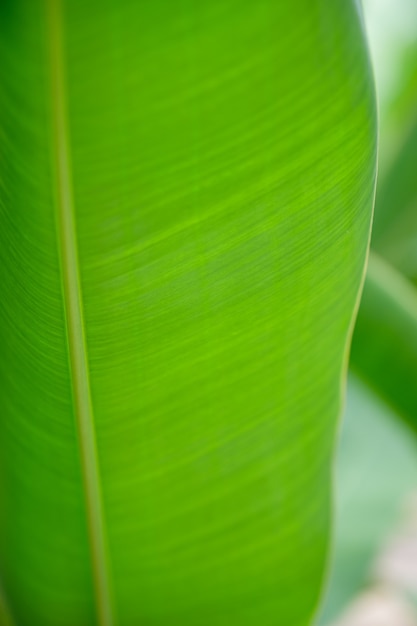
(0, 1, 376, 625)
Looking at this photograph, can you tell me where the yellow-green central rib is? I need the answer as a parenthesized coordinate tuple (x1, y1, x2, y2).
(46, 1, 114, 624)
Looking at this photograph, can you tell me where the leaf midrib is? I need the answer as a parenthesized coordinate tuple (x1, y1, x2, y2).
(46, 1, 114, 624)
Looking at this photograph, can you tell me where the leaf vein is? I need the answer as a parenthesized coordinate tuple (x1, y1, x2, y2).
(46, 1, 114, 624)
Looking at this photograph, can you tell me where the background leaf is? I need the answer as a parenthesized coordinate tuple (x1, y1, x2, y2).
(372, 117, 417, 281)
(351, 253, 417, 427)
(0, 1, 376, 625)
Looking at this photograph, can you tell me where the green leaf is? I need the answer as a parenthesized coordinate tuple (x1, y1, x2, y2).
(351, 253, 417, 428)
(372, 116, 417, 279)
(0, 1, 376, 625)
(317, 374, 417, 625)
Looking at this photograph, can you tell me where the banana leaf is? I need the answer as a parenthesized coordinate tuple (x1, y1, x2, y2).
(0, 1, 376, 624)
